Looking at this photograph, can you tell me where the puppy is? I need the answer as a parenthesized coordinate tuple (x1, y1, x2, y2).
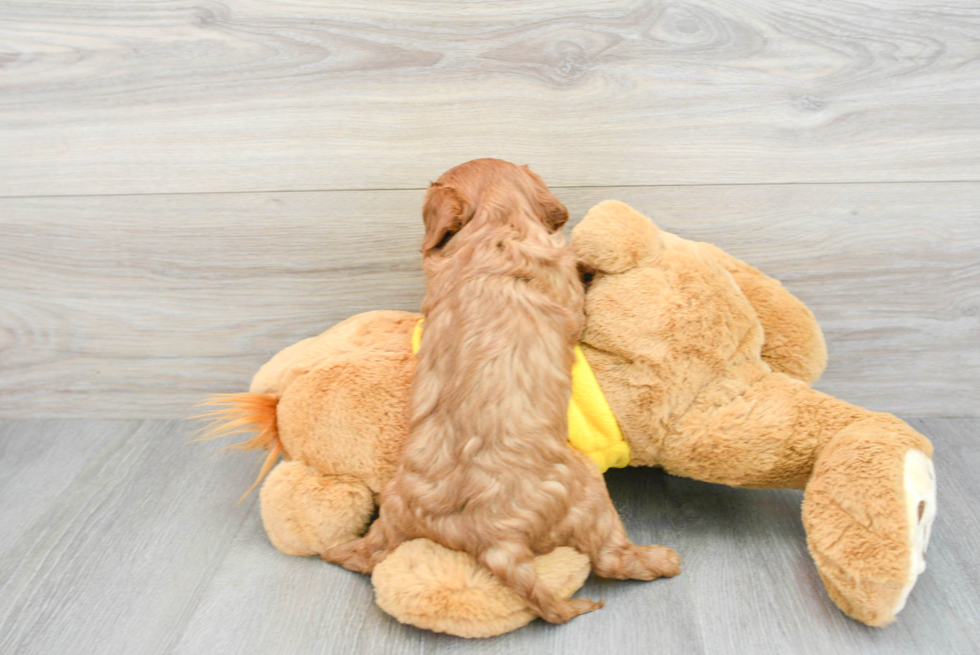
(322, 159, 680, 623)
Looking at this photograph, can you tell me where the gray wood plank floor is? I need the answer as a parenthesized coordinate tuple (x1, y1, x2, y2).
(0, 418, 975, 655)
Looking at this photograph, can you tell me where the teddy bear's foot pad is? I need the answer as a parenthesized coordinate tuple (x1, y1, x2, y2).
(892, 449, 937, 617)
(371, 539, 591, 638)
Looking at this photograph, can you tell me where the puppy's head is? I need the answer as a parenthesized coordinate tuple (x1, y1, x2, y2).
(421, 159, 568, 257)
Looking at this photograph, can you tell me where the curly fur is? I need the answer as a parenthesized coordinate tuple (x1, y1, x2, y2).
(322, 159, 680, 624)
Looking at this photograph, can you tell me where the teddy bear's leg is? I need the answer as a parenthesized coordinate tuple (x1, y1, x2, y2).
(259, 460, 375, 557)
(894, 449, 937, 613)
(802, 416, 936, 627)
(372, 540, 593, 638)
(660, 373, 935, 627)
(704, 242, 828, 385)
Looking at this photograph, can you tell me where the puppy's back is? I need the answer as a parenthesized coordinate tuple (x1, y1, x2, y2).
(396, 225, 585, 535)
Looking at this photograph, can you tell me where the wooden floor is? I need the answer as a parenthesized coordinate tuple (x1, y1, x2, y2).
(0, 418, 975, 655)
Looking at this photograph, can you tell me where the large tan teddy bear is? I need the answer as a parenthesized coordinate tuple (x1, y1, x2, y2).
(203, 201, 936, 637)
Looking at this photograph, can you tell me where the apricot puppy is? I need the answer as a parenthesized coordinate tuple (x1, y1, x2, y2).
(322, 159, 680, 623)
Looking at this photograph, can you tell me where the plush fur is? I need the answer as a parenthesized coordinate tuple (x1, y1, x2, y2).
(201, 200, 935, 635)
(572, 202, 932, 628)
(372, 539, 591, 638)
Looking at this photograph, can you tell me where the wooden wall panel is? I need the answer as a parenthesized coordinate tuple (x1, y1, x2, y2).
(2, 182, 976, 418)
(1, 0, 978, 196)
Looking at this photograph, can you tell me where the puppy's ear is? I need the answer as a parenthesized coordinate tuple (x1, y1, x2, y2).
(421, 182, 473, 255)
(523, 165, 568, 232)
(540, 193, 569, 232)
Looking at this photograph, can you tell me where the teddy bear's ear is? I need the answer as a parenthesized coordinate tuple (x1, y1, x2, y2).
(571, 201, 660, 274)
(421, 182, 473, 256)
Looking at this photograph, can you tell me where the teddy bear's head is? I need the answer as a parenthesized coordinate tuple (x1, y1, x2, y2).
(572, 200, 662, 277)
(570, 201, 670, 357)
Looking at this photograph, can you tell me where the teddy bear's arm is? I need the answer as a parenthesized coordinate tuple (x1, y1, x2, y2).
(704, 244, 828, 384)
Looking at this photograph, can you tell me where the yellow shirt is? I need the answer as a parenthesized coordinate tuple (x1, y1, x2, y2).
(411, 320, 631, 473)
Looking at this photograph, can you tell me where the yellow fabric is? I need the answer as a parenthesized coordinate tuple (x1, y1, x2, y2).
(411, 319, 630, 473)
(411, 318, 424, 355)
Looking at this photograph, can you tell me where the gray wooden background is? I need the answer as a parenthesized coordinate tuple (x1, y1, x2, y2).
(1, 0, 978, 418)
(2, 3, 980, 655)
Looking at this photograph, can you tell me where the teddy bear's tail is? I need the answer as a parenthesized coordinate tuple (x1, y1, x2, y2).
(192, 393, 282, 502)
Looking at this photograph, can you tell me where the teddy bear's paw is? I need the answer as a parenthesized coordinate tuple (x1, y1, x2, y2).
(807, 449, 937, 627)
(371, 539, 591, 638)
(803, 421, 937, 628)
(892, 449, 937, 616)
(259, 461, 375, 556)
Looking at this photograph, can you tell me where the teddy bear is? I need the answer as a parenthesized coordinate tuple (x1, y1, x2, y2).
(202, 200, 936, 637)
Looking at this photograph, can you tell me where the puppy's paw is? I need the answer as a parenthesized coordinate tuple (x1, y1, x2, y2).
(540, 597, 604, 624)
(630, 544, 681, 580)
(648, 545, 682, 578)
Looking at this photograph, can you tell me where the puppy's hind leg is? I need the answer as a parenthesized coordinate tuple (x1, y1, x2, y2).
(590, 533, 681, 581)
(575, 485, 681, 581)
(479, 542, 603, 624)
(321, 516, 398, 575)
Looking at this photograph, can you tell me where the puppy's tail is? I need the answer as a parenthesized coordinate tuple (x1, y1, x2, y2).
(479, 544, 603, 624)
(192, 393, 282, 502)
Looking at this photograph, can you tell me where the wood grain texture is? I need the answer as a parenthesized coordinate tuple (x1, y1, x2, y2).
(0, 190, 428, 418)
(0, 418, 975, 654)
(1, 0, 979, 196)
(2, 183, 977, 418)
(0, 420, 140, 556)
(0, 420, 260, 655)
